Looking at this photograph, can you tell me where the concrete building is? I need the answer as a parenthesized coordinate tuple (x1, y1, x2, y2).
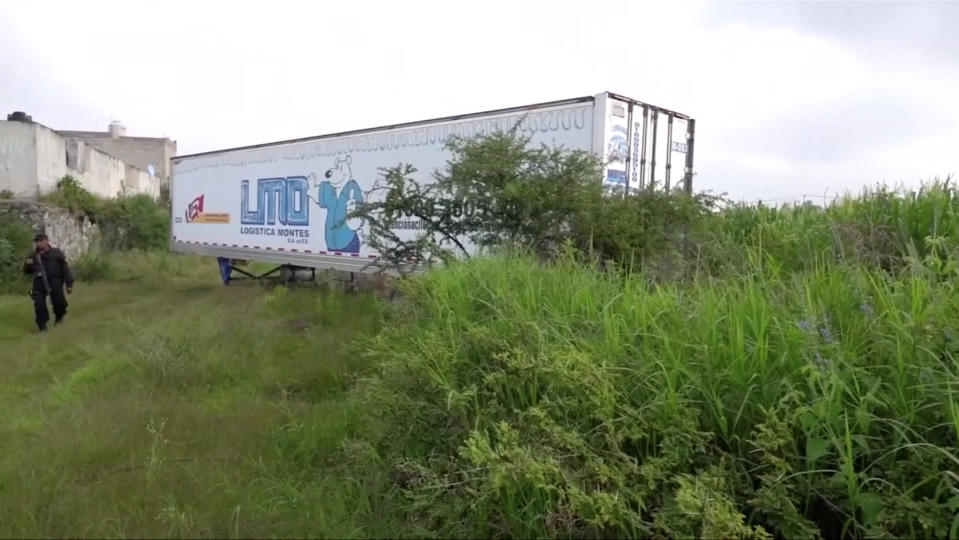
(0, 111, 173, 201)
(60, 121, 176, 187)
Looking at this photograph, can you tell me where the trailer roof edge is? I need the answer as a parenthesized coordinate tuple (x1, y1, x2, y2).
(604, 92, 692, 120)
(174, 93, 693, 161)
(174, 95, 599, 161)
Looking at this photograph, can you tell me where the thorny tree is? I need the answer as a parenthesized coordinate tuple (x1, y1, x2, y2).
(352, 127, 605, 274)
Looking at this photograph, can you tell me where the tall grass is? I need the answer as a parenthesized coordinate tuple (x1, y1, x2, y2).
(706, 178, 959, 278)
(355, 254, 959, 538)
(352, 180, 959, 539)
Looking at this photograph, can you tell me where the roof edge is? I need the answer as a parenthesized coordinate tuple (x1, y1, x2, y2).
(174, 94, 598, 161)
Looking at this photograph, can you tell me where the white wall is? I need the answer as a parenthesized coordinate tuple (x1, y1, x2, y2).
(1, 121, 160, 200)
(36, 125, 124, 197)
(0, 121, 39, 197)
(38, 124, 161, 199)
(124, 164, 161, 199)
(61, 132, 176, 186)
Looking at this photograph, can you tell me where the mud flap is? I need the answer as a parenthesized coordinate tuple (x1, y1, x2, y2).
(217, 257, 232, 285)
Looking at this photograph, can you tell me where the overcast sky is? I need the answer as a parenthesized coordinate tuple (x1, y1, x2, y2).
(1, 0, 955, 203)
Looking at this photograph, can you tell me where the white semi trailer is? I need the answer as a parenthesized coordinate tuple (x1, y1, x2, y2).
(169, 91, 695, 282)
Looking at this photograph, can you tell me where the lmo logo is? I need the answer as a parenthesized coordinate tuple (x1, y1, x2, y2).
(240, 177, 310, 226)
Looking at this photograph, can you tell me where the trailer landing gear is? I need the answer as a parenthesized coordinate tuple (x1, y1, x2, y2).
(216, 257, 315, 285)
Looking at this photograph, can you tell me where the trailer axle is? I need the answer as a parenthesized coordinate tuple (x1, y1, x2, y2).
(216, 257, 315, 285)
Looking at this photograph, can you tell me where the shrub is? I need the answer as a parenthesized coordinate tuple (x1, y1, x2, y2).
(0, 237, 18, 286)
(354, 128, 732, 277)
(584, 187, 723, 276)
(0, 190, 14, 200)
(0, 214, 32, 293)
(159, 183, 171, 207)
(72, 252, 119, 282)
(40, 176, 101, 219)
(355, 129, 605, 270)
(40, 176, 170, 251)
(99, 194, 170, 251)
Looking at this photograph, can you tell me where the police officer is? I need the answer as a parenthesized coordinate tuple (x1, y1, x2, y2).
(22, 233, 74, 331)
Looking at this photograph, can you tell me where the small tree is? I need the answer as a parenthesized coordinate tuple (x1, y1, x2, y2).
(352, 128, 721, 276)
(354, 128, 604, 272)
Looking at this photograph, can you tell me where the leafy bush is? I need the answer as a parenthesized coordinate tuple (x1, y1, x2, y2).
(357, 129, 605, 270)
(39, 176, 101, 219)
(72, 252, 119, 282)
(354, 129, 727, 276)
(98, 194, 170, 251)
(159, 183, 171, 207)
(0, 214, 32, 293)
(40, 176, 170, 251)
(584, 187, 723, 277)
(0, 237, 18, 288)
(0, 190, 14, 200)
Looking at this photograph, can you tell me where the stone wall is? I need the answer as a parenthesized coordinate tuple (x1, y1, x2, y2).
(0, 200, 98, 258)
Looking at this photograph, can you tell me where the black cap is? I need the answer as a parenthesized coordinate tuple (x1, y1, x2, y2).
(34, 233, 48, 242)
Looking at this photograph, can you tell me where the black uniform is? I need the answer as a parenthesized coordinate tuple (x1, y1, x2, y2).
(22, 247, 74, 330)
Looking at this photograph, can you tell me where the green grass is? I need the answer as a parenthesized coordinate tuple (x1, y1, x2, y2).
(0, 253, 392, 538)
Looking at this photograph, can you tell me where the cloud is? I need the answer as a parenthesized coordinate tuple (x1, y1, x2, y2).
(710, 1, 959, 68)
(728, 93, 941, 164)
(0, 0, 955, 203)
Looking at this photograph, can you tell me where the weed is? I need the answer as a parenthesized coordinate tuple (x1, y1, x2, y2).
(156, 496, 194, 538)
(145, 417, 168, 486)
(73, 252, 118, 282)
(0, 213, 32, 293)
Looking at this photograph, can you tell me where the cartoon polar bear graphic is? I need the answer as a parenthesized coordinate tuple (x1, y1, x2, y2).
(310, 155, 364, 254)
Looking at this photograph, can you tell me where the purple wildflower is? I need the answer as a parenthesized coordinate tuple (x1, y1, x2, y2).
(813, 352, 831, 373)
(819, 326, 833, 344)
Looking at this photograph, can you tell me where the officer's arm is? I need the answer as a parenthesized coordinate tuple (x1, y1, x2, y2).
(59, 251, 75, 287)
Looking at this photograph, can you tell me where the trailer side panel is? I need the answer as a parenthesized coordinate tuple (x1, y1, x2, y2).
(170, 101, 595, 268)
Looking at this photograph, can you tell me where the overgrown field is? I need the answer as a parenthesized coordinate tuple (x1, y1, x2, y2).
(2, 181, 959, 539)
(0, 254, 393, 538)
